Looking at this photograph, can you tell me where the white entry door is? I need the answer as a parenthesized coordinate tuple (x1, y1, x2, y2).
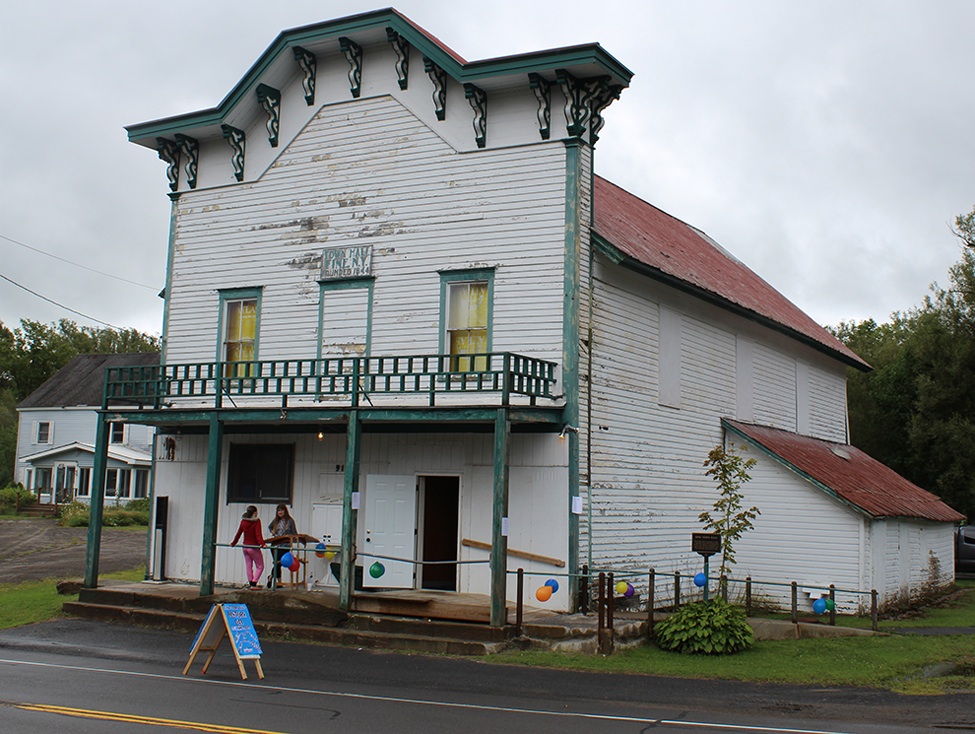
(363, 475, 416, 589)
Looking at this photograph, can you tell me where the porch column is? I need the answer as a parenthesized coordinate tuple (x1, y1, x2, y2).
(490, 407, 510, 627)
(83, 416, 110, 588)
(200, 413, 223, 596)
(340, 409, 361, 610)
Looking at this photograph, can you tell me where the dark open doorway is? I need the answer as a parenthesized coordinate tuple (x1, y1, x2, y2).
(419, 475, 459, 591)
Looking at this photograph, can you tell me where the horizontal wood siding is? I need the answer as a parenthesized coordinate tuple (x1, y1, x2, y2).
(153, 430, 571, 609)
(583, 257, 860, 604)
(166, 96, 567, 367)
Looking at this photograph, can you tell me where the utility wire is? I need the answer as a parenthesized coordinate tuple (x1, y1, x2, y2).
(0, 232, 157, 290)
(0, 272, 125, 330)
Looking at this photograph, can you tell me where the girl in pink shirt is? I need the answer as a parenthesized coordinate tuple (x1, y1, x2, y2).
(231, 505, 266, 589)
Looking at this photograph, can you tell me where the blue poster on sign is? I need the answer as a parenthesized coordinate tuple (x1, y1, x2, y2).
(222, 603, 262, 658)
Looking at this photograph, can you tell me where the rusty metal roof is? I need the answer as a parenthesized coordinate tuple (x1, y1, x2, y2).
(724, 419, 964, 523)
(592, 176, 869, 370)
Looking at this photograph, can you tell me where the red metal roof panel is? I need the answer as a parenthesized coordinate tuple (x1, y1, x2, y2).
(592, 176, 869, 369)
(725, 419, 964, 523)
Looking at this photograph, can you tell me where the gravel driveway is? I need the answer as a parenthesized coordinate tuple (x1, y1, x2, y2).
(0, 519, 148, 584)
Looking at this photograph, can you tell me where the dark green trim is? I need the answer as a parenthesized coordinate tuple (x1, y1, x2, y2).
(160, 196, 178, 365)
(200, 415, 224, 595)
(721, 419, 871, 518)
(438, 268, 495, 356)
(563, 139, 584, 599)
(104, 405, 562, 428)
(125, 9, 632, 144)
(591, 233, 871, 373)
(216, 287, 263, 363)
(490, 408, 510, 627)
(83, 418, 110, 588)
(340, 410, 361, 610)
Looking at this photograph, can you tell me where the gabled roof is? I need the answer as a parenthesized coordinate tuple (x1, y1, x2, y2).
(724, 419, 964, 523)
(592, 176, 869, 371)
(126, 7, 632, 147)
(18, 441, 152, 466)
(17, 353, 160, 410)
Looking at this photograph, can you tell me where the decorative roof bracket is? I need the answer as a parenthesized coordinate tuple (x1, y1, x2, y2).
(386, 27, 410, 90)
(555, 69, 622, 144)
(464, 84, 487, 148)
(256, 84, 281, 148)
(221, 124, 246, 181)
(339, 37, 363, 98)
(156, 138, 180, 191)
(292, 46, 317, 106)
(528, 73, 552, 140)
(423, 57, 447, 121)
(175, 134, 199, 190)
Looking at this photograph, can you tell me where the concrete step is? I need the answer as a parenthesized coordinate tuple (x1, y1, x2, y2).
(62, 601, 505, 656)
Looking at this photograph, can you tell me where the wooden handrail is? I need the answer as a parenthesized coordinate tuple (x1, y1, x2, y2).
(461, 538, 565, 568)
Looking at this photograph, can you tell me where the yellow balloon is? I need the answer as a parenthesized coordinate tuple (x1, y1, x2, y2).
(535, 585, 553, 602)
(615, 581, 628, 595)
(324, 552, 335, 561)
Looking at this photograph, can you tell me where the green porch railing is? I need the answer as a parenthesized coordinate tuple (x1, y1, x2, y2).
(102, 352, 559, 410)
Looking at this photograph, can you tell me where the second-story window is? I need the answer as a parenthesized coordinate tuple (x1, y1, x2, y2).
(219, 289, 261, 377)
(442, 270, 493, 372)
(110, 422, 125, 444)
(35, 422, 52, 444)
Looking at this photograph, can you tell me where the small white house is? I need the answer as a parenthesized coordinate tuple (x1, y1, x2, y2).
(16, 353, 158, 505)
(81, 9, 961, 622)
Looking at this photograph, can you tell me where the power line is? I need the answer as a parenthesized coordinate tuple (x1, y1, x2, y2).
(0, 232, 158, 290)
(0, 271, 125, 330)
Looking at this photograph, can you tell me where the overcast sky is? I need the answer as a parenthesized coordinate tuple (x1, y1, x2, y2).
(2, 1, 973, 338)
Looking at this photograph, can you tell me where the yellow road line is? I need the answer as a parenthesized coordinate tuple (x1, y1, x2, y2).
(14, 702, 287, 734)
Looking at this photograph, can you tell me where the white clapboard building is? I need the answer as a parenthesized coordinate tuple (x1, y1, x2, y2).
(84, 9, 962, 622)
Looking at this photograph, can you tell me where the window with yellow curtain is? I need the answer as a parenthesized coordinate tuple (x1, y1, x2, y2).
(224, 297, 257, 377)
(447, 281, 488, 372)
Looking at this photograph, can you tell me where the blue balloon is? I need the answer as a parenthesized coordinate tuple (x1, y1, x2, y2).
(544, 578, 559, 593)
(813, 597, 827, 615)
(693, 572, 707, 588)
(280, 551, 294, 568)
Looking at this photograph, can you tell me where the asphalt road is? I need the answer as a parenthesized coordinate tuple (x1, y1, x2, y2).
(1, 619, 974, 733)
(0, 519, 147, 583)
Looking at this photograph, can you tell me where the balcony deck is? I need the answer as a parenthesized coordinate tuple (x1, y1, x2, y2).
(101, 352, 563, 429)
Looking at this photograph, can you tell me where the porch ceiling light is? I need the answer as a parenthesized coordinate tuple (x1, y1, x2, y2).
(559, 425, 578, 439)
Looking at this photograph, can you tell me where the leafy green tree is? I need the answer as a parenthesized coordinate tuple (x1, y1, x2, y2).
(699, 445, 759, 578)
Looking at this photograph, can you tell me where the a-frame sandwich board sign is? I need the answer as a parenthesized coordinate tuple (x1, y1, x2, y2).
(183, 603, 264, 680)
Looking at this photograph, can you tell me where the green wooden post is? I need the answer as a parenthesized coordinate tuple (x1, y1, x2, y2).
(490, 407, 510, 627)
(199, 413, 223, 596)
(563, 138, 584, 608)
(83, 417, 110, 588)
(340, 409, 361, 611)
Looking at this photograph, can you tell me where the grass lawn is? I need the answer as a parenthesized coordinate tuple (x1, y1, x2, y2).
(0, 566, 145, 631)
(489, 581, 975, 694)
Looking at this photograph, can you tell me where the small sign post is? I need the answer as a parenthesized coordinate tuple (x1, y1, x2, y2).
(183, 603, 264, 680)
(691, 532, 721, 602)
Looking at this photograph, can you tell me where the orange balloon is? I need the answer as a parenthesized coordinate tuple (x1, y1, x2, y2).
(535, 585, 553, 602)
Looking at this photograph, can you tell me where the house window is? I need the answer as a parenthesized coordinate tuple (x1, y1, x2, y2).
(227, 443, 294, 503)
(134, 469, 149, 499)
(35, 467, 52, 493)
(219, 289, 261, 377)
(441, 270, 493, 372)
(78, 467, 91, 497)
(105, 469, 119, 498)
(35, 422, 52, 444)
(110, 422, 126, 444)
